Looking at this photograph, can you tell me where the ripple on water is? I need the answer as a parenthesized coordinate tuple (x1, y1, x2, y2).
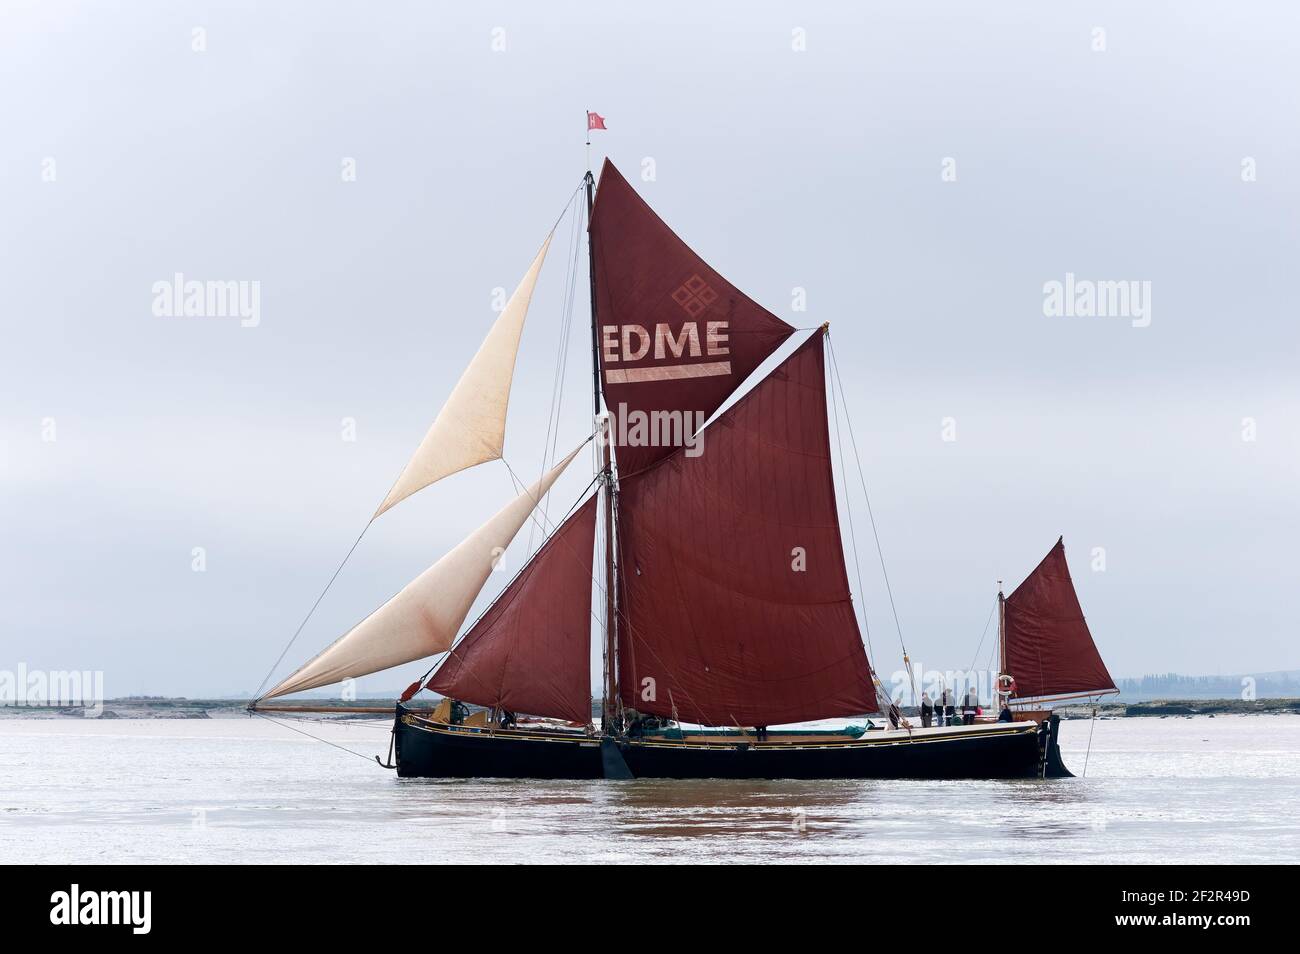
(1, 715, 1298, 863)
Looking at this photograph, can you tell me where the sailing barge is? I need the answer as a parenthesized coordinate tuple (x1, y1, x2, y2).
(251, 159, 1117, 780)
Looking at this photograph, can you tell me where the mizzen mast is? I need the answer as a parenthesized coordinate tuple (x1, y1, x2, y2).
(997, 580, 1007, 710)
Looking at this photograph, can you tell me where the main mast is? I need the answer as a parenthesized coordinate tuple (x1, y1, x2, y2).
(585, 163, 620, 735)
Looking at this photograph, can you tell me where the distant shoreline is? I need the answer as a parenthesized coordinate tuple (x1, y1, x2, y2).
(2, 697, 1299, 720)
(1054, 698, 1300, 719)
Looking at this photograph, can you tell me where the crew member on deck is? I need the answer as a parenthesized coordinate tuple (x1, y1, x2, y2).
(998, 702, 1013, 723)
(920, 691, 934, 728)
(962, 687, 978, 726)
(449, 699, 468, 725)
(941, 687, 955, 727)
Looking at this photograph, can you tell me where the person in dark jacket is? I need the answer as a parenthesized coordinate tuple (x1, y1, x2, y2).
(997, 703, 1013, 723)
(941, 687, 955, 727)
(962, 687, 979, 726)
(449, 699, 469, 725)
(920, 691, 934, 728)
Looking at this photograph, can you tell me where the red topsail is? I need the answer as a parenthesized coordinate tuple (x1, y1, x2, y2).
(589, 160, 795, 476)
(429, 497, 598, 724)
(1004, 538, 1116, 700)
(616, 333, 877, 726)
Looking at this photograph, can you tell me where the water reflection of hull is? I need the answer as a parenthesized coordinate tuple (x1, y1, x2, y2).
(394, 706, 1073, 780)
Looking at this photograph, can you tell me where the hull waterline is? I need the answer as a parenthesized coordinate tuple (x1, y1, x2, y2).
(393, 705, 1074, 781)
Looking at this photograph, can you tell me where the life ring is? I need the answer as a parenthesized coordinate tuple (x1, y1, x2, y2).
(997, 673, 1017, 694)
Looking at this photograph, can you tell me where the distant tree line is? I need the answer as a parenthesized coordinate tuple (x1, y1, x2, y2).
(1116, 671, 1300, 700)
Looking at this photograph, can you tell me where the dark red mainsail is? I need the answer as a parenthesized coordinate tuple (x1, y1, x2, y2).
(589, 160, 795, 476)
(430, 497, 598, 724)
(616, 332, 877, 726)
(1004, 537, 1115, 700)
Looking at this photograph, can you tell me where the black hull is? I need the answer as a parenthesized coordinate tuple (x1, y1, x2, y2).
(622, 722, 1047, 780)
(394, 710, 605, 779)
(394, 706, 1074, 781)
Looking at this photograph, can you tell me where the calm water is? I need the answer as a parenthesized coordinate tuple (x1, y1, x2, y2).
(2, 714, 1298, 864)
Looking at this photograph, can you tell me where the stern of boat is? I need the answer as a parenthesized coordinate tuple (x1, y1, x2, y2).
(1040, 712, 1074, 778)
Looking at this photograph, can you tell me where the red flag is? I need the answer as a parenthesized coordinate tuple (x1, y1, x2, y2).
(587, 111, 607, 131)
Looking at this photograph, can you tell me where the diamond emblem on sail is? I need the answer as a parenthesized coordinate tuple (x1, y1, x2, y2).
(671, 274, 718, 317)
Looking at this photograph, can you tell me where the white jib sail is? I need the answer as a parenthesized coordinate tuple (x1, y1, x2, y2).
(373, 234, 553, 520)
(263, 442, 584, 700)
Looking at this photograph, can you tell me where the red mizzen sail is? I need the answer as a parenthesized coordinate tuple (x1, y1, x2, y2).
(430, 496, 598, 724)
(616, 333, 877, 726)
(1004, 537, 1115, 700)
(589, 160, 794, 477)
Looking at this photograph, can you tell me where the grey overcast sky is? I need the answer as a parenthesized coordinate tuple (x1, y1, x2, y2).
(2, 1, 1296, 698)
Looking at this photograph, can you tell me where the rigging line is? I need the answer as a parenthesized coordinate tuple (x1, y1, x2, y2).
(434, 495, 644, 722)
(414, 471, 601, 686)
(826, 334, 912, 662)
(591, 435, 882, 731)
(528, 219, 571, 552)
(1036, 645, 1046, 706)
(827, 339, 876, 668)
(368, 180, 585, 521)
(981, 631, 999, 710)
(546, 202, 584, 512)
(543, 179, 587, 239)
(353, 422, 699, 731)
(552, 203, 584, 448)
(530, 197, 585, 552)
(505, 458, 597, 536)
(250, 521, 371, 702)
(532, 203, 582, 544)
(529, 218, 571, 550)
(249, 710, 380, 764)
(253, 180, 587, 704)
(427, 470, 598, 717)
(967, 596, 998, 674)
(507, 456, 717, 730)
(1082, 701, 1099, 778)
(246, 713, 392, 729)
(419, 466, 711, 729)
